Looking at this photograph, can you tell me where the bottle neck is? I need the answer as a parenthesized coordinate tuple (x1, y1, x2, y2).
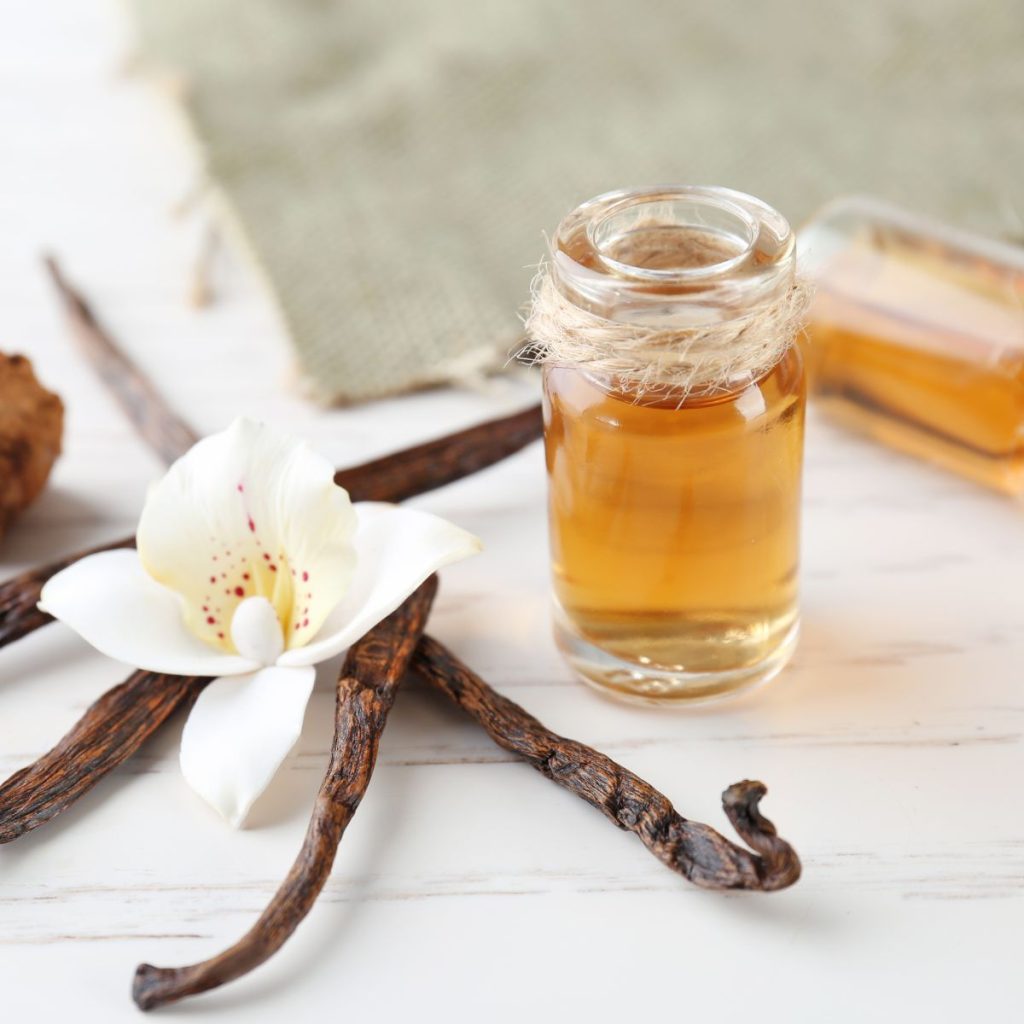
(551, 186, 796, 329)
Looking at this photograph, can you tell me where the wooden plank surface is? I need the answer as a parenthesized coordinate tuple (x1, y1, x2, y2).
(0, 2, 1021, 1021)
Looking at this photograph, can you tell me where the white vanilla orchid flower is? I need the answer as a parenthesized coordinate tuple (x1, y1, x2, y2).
(38, 418, 481, 827)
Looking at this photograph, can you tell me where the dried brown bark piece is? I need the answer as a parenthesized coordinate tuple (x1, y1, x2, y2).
(0, 352, 63, 541)
(131, 577, 437, 1011)
(0, 403, 541, 650)
(412, 635, 801, 892)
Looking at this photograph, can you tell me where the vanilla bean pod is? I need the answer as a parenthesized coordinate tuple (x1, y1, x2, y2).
(132, 577, 437, 1011)
(0, 537, 136, 648)
(0, 670, 207, 843)
(4, 262, 539, 649)
(412, 636, 801, 891)
(44, 256, 202, 464)
(0, 404, 541, 650)
(0, 411, 540, 843)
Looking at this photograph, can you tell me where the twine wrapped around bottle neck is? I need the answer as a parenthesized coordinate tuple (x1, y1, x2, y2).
(523, 266, 811, 400)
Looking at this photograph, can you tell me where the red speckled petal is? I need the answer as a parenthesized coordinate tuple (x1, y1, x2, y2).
(137, 419, 357, 653)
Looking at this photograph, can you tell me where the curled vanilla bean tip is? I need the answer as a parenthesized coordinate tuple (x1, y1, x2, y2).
(131, 579, 437, 1011)
(132, 965, 176, 1012)
(721, 780, 801, 891)
(411, 635, 801, 894)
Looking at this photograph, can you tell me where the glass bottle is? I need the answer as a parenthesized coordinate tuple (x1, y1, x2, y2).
(535, 186, 806, 704)
(799, 196, 1024, 493)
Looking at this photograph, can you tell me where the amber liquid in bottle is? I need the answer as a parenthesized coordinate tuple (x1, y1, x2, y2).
(804, 227, 1024, 493)
(544, 346, 805, 702)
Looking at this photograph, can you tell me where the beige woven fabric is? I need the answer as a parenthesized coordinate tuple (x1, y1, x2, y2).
(132, 0, 1024, 403)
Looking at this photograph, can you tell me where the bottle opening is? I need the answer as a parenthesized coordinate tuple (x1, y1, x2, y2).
(588, 191, 759, 282)
(552, 185, 795, 319)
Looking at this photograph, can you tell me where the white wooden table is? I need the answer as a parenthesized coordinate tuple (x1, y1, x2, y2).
(1, 3, 1021, 1021)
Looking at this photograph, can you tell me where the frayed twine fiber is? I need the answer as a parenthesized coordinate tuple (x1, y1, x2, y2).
(523, 268, 812, 400)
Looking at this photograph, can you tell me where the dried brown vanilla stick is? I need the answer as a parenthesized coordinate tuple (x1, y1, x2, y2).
(0, 408, 539, 843)
(44, 256, 201, 465)
(413, 636, 800, 891)
(331, 400, 542, 505)
(132, 577, 437, 1011)
(0, 670, 207, 843)
(0, 537, 135, 649)
(0, 403, 541, 651)
(5, 262, 539, 649)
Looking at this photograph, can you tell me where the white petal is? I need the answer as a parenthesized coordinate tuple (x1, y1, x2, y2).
(38, 549, 256, 676)
(179, 664, 316, 827)
(137, 418, 357, 656)
(279, 502, 481, 668)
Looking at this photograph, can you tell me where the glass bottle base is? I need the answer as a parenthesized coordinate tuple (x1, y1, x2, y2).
(553, 612, 799, 707)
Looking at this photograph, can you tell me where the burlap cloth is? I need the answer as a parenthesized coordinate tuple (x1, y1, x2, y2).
(132, 0, 1024, 404)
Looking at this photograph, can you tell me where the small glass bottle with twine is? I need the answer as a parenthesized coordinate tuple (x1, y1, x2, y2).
(526, 185, 810, 704)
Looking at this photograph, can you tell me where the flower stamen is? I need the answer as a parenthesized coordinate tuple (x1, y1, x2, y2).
(230, 597, 285, 666)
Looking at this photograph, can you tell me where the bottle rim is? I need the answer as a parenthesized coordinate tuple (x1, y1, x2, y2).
(552, 184, 796, 322)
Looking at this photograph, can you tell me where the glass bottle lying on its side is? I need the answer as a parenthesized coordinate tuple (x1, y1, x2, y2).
(799, 197, 1024, 493)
